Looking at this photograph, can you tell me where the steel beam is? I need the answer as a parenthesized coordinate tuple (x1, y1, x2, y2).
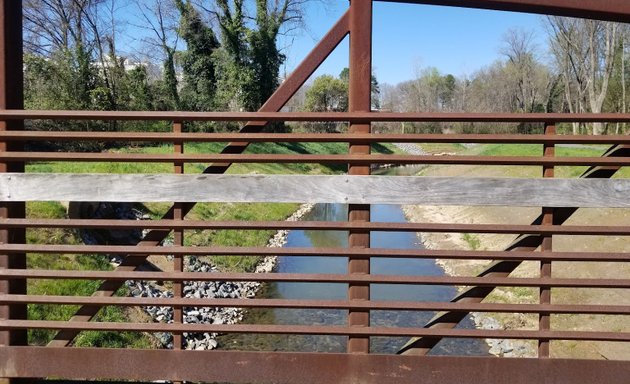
(2, 348, 630, 384)
(0, 0, 26, 356)
(4, 110, 630, 122)
(539, 122, 555, 357)
(378, 0, 630, 22)
(347, 0, 373, 354)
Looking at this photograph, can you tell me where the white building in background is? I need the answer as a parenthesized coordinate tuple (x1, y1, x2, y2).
(92, 56, 149, 72)
(123, 58, 148, 71)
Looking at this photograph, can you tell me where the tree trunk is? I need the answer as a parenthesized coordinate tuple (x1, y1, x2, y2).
(587, 22, 617, 135)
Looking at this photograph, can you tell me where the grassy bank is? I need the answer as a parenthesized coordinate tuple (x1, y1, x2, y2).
(26, 201, 154, 347)
(420, 142, 627, 178)
(25, 140, 399, 346)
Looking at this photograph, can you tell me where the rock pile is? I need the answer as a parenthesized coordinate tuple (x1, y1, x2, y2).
(474, 315, 533, 357)
(127, 203, 315, 350)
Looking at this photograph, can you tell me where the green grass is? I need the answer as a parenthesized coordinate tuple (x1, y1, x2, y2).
(474, 143, 608, 158)
(26, 141, 398, 175)
(464, 143, 630, 178)
(26, 202, 74, 245)
(27, 256, 151, 348)
(188, 202, 298, 271)
(25, 201, 151, 348)
(418, 142, 466, 154)
(462, 233, 481, 251)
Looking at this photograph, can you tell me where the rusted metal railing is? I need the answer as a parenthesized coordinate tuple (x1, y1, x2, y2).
(1, 0, 630, 383)
(1, 110, 629, 382)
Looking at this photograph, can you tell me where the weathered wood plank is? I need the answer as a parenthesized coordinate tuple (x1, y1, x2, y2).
(2, 173, 629, 207)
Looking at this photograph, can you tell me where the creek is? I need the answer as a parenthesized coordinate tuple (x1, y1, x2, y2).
(220, 165, 489, 355)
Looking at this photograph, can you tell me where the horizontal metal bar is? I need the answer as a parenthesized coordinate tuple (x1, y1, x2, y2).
(2, 131, 630, 145)
(5, 174, 630, 207)
(378, 0, 630, 23)
(3, 348, 630, 384)
(2, 270, 629, 289)
(2, 295, 628, 315)
(5, 152, 630, 166)
(4, 218, 630, 236)
(2, 320, 629, 342)
(5, 110, 630, 122)
(1, 244, 630, 262)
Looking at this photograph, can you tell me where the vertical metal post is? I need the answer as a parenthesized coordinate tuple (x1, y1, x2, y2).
(347, 0, 372, 354)
(539, 122, 555, 358)
(0, 0, 27, 355)
(173, 122, 184, 352)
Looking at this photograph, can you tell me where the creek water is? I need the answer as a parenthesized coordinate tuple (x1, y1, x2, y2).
(220, 165, 489, 355)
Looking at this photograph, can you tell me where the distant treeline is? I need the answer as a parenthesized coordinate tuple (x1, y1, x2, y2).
(23, 2, 630, 139)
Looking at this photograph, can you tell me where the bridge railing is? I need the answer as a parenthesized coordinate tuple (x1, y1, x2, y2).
(2, 0, 630, 382)
(0, 110, 629, 383)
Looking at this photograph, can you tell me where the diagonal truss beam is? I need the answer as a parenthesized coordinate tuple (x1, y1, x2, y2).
(46, 10, 350, 347)
(378, 0, 630, 23)
(398, 144, 630, 355)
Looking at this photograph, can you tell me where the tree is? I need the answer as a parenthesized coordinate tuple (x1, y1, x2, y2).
(23, 0, 127, 143)
(548, 17, 621, 134)
(210, 0, 309, 112)
(501, 29, 544, 113)
(125, 66, 155, 111)
(603, 27, 630, 133)
(303, 74, 348, 132)
(135, 0, 181, 110)
(175, 0, 220, 111)
(24, 0, 138, 113)
(379, 58, 559, 134)
(400, 67, 457, 113)
(500, 28, 554, 133)
(395, 67, 459, 132)
(24, 0, 98, 110)
(339, 67, 381, 110)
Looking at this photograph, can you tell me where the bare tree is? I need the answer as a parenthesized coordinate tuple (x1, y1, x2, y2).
(133, 0, 181, 109)
(548, 17, 621, 134)
(501, 29, 552, 113)
(79, 0, 129, 110)
(500, 28, 555, 133)
(24, 0, 103, 112)
(24, 0, 85, 54)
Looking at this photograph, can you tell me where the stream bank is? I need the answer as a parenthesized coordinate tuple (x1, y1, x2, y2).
(403, 204, 539, 358)
(114, 203, 315, 350)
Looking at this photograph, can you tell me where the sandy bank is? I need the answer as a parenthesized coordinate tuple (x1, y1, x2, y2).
(403, 202, 630, 359)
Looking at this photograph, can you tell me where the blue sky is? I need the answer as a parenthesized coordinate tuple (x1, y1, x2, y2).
(278, 1, 548, 85)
